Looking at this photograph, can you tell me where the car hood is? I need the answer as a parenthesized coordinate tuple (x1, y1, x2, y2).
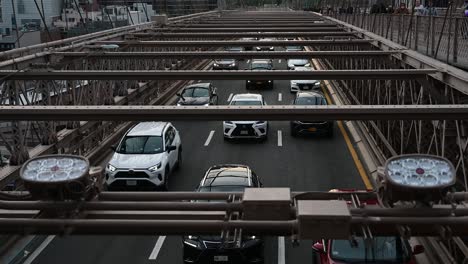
(109, 152, 164, 169)
(214, 59, 236, 64)
(178, 97, 209, 105)
(291, 80, 320, 84)
(288, 60, 309, 66)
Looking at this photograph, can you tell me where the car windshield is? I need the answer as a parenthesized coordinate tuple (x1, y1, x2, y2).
(182, 87, 209, 97)
(231, 100, 262, 105)
(295, 96, 327, 105)
(289, 59, 309, 65)
(287, 46, 302, 50)
(118, 136, 163, 154)
(330, 237, 410, 263)
(226, 47, 242, 51)
(251, 63, 272, 70)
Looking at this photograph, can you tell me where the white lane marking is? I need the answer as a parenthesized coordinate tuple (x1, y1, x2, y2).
(227, 93, 233, 102)
(24, 236, 55, 264)
(277, 130, 283, 147)
(278, 236, 286, 264)
(278, 59, 282, 63)
(149, 236, 166, 260)
(278, 93, 282, 102)
(204, 130, 215, 146)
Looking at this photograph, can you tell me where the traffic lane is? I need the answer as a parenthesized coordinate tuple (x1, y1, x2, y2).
(32, 235, 157, 264)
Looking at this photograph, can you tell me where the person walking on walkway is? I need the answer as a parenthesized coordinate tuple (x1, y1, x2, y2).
(394, 2, 410, 14)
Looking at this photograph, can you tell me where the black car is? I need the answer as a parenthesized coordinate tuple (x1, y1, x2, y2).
(183, 164, 264, 264)
(290, 91, 334, 137)
(177, 83, 218, 106)
(255, 38, 275, 51)
(213, 59, 238, 70)
(246, 59, 274, 89)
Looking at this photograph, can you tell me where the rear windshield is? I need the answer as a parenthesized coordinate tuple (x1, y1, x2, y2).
(118, 136, 163, 154)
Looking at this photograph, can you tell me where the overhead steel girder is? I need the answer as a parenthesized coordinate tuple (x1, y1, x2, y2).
(92, 40, 373, 47)
(130, 32, 357, 38)
(152, 27, 345, 32)
(171, 23, 338, 27)
(0, 105, 466, 121)
(0, 69, 436, 81)
(55, 51, 396, 59)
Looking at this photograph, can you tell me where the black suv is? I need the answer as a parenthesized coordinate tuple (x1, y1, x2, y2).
(177, 83, 218, 106)
(183, 164, 264, 264)
(290, 91, 334, 137)
(246, 59, 274, 89)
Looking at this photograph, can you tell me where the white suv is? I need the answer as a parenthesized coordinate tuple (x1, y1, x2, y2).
(223, 93, 268, 140)
(290, 67, 321, 93)
(105, 122, 182, 191)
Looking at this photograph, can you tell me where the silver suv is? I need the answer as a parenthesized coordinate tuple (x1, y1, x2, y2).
(223, 93, 268, 141)
(106, 122, 182, 190)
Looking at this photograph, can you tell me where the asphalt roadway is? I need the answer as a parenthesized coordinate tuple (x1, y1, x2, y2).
(30, 58, 365, 264)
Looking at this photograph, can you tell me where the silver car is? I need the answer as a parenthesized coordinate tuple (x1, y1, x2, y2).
(106, 122, 182, 190)
(223, 94, 268, 140)
(287, 59, 311, 70)
(290, 67, 321, 93)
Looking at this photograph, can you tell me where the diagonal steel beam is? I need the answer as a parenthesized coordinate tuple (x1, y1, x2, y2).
(0, 105, 466, 121)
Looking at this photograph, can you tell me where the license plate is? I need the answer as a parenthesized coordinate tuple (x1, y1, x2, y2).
(303, 85, 309, 89)
(308, 127, 317, 132)
(214, 256, 228, 262)
(126, 180, 137, 186)
(256, 81, 263, 84)
(240, 130, 248, 135)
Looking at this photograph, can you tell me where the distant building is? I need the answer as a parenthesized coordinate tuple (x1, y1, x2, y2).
(0, 0, 63, 36)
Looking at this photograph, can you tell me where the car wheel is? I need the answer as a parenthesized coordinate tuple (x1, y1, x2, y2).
(163, 166, 170, 191)
(175, 148, 182, 170)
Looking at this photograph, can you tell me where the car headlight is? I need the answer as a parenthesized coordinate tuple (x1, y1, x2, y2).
(269, 47, 274, 50)
(203, 103, 210, 106)
(176, 103, 182, 106)
(183, 235, 200, 248)
(230, 63, 236, 67)
(268, 80, 272, 83)
(107, 164, 116, 172)
(255, 47, 261, 50)
(291, 82, 298, 86)
(314, 81, 321, 86)
(247, 80, 251, 83)
(304, 63, 311, 67)
(148, 162, 162, 172)
(213, 63, 218, 67)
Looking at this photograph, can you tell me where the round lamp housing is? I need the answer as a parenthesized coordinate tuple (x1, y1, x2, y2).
(380, 154, 455, 204)
(20, 155, 90, 200)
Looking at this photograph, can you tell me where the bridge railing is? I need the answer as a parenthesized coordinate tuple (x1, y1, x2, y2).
(330, 13, 468, 70)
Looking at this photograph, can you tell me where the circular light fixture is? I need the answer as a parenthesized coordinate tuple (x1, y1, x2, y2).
(379, 154, 455, 205)
(20, 155, 91, 200)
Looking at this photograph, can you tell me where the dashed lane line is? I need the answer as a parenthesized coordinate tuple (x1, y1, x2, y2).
(277, 130, 283, 147)
(278, 236, 285, 264)
(149, 236, 166, 260)
(204, 130, 215, 146)
(278, 93, 282, 102)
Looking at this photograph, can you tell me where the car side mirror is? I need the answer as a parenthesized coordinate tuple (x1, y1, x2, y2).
(110, 145, 117, 151)
(176, 92, 181, 97)
(412, 245, 424, 255)
(167, 145, 177, 152)
(312, 242, 325, 253)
